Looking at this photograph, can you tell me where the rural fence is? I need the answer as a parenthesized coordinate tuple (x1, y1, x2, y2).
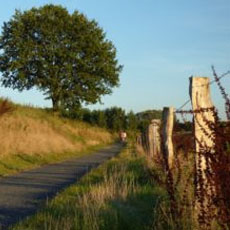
(139, 76, 216, 167)
(137, 70, 230, 229)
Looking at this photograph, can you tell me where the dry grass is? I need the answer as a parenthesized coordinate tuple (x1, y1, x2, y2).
(80, 164, 136, 205)
(12, 144, 162, 230)
(75, 164, 137, 230)
(0, 102, 113, 158)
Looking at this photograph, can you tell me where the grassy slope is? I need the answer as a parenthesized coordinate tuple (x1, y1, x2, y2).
(11, 144, 166, 230)
(0, 102, 114, 176)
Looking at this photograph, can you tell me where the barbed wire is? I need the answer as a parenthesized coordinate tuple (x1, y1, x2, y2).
(175, 99, 191, 112)
(174, 69, 230, 113)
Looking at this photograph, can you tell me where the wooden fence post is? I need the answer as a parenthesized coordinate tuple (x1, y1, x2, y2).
(162, 107, 174, 167)
(189, 77, 215, 163)
(189, 76, 216, 217)
(146, 119, 161, 158)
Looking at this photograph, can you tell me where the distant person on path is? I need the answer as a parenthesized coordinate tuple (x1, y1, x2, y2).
(119, 131, 127, 143)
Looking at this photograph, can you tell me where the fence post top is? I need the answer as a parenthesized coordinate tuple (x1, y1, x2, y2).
(189, 76, 210, 85)
(150, 119, 161, 125)
(163, 107, 174, 112)
(190, 76, 210, 80)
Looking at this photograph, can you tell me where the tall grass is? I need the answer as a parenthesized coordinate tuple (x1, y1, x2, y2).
(147, 69, 230, 230)
(0, 100, 113, 176)
(11, 143, 166, 230)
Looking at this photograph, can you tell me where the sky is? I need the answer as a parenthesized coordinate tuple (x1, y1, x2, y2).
(0, 0, 230, 118)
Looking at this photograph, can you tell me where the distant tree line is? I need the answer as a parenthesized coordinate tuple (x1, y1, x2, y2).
(136, 110, 162, 133)
(62, 107, 163, 133)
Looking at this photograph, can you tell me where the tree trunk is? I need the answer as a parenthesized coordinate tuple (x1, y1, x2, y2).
(51, 97, 60, 112)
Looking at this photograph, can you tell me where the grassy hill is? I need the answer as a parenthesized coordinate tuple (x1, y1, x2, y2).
(0, 100, 114, 176)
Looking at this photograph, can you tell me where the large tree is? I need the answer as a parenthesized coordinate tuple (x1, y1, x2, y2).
(0, 5, 122, 111)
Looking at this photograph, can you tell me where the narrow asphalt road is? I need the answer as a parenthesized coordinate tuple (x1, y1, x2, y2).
(0, 143, 123, 229)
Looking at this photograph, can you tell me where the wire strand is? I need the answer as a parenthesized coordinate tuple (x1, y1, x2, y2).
(175, 99, 191, 112)
(175, 69, 230, 113)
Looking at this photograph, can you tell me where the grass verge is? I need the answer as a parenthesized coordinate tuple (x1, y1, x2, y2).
(0, 143, 110, 177)
(11, 143, 166, 230)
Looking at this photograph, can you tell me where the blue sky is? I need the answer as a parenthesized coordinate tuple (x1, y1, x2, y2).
(0, 0, 230, 117)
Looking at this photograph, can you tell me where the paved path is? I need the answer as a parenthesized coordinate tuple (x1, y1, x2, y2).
(0, 143, 123, 229)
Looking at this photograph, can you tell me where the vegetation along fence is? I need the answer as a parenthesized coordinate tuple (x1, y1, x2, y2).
(137, 67, 230, 230)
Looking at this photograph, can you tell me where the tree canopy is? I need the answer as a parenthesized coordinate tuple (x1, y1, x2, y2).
(105, 107, 126, 131)
(0, 5, 122, 111)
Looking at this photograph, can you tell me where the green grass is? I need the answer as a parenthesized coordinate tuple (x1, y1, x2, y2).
(11, 144, 166, 230)
(0, 144, 108, 177)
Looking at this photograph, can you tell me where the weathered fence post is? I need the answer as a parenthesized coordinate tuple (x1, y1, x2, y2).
(162, 107, 174, 167)
(189, 77, 216, 219)
(146, 119, 161, 158)
(189, 77, 215, 164)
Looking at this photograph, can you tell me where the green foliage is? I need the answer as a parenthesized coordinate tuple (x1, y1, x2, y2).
(136, 109, 162, 132)
(175, 120, 192, 132)
(105, 107, 126, 131)
(62, 106, 162, 135)
(11, 145, 165, 230)
(136, 109, 162, 121)
(126, 111, 138, 131)
(0, 5, 122, 111)
(137, 119, 150, 133)
(89, 110, 107, 128)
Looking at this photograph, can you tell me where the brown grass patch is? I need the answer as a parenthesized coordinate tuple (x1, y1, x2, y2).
(0, 105, 113, 158)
